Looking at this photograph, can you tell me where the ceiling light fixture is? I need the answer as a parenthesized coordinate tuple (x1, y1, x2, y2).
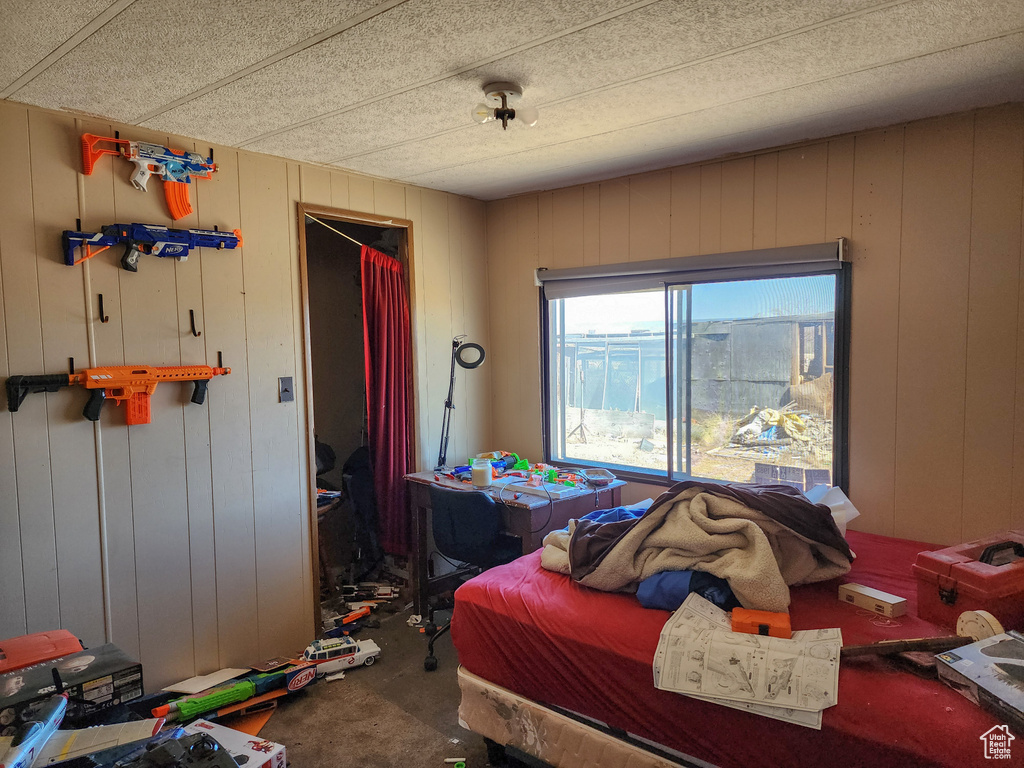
(471, 82, 539, 130)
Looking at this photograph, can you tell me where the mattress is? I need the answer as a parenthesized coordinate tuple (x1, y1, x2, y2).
(451, 529, 999, 768)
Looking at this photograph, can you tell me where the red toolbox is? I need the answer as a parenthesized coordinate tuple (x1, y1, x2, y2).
(912, 530, 1024, 630)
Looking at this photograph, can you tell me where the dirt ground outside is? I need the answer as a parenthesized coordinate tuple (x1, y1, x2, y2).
(562, 409, 832, 485)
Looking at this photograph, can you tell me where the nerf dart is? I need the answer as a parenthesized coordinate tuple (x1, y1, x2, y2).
(0, 693, 67, 768)
(6, 364, 230, 426)
(81, 133, 216, 220)
(62, 223, 242, 272)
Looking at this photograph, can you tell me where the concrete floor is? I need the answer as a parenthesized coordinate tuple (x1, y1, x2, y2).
(260, 606, 491, 768)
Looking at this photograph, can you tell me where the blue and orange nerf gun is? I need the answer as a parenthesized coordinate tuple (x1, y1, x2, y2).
(62, 223, 242, 271)
(82, 133, 216, 220)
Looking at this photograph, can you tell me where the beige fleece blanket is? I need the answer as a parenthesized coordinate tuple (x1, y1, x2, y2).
(540, 486, 852, 612)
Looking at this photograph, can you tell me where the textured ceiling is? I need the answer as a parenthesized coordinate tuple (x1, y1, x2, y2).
(3, 0, 1022, 200)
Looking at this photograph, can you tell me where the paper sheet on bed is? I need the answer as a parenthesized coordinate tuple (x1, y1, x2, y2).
(652, 593, 841, 729)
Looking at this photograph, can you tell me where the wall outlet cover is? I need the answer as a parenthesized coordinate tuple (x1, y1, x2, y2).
(279, 376, 294, 402)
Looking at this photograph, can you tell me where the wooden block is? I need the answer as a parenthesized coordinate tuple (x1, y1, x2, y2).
(839, 582, 907, 617)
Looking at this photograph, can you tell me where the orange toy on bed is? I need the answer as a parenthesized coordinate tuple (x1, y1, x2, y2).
(731, 607, 792, 639)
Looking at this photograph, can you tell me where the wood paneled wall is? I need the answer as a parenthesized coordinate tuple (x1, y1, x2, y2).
(486, 104, 1024, 546)
(0, 100, 491, 688)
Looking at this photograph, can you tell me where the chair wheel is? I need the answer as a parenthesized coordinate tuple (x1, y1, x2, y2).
(424, 655, 438, 671)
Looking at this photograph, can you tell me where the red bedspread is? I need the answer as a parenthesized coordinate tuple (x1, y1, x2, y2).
(452, 530, 1001, 768)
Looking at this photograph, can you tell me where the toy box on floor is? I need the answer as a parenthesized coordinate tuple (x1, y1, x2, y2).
(182, 719, 286, 768)
(0, 643, 143, 730)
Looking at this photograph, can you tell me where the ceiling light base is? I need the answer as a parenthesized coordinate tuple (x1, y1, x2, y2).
(483, 82, 523, 106)
(472, 81, 538, 130)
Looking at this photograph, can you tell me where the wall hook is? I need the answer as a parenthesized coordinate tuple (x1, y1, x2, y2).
(98, 294, 110, 323)
(189, 309, 202, 337)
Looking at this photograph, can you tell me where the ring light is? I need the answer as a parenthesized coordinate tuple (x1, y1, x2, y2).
(455, 341, 485, 369)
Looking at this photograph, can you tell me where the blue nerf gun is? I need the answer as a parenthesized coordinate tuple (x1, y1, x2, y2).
(82, 133, 216, 220)
(62, 223, 243, 271)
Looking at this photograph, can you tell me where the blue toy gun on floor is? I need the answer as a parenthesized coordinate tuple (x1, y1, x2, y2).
(82, 134, 216, 220)
(63, 223, 242, 271)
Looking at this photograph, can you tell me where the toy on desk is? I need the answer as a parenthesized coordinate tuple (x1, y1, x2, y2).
(454, 452, 522, 489)
(578, 467, 616, 487)
(435, 457, 608, 501)
(488, 452, 520, 472)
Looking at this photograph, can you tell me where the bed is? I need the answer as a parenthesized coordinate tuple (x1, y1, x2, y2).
(451, 528, 1000, 768)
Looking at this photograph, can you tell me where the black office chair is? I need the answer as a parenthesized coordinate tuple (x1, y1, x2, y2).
(424, 484, 522, 671)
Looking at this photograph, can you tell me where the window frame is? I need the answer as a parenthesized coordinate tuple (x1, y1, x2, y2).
(539, 257, 851, 493)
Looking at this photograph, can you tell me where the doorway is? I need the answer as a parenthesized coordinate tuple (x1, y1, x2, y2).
(297, 204, 415, 621)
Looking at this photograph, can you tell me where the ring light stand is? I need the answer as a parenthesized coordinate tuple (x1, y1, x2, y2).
(435, 336, 485, 471)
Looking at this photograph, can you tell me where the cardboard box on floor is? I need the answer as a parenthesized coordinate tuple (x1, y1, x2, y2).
(0, 643, 143, 729)
(183, 719, 285, 768)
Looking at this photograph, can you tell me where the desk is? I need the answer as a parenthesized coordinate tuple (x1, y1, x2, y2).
(405, 471, 624, 616)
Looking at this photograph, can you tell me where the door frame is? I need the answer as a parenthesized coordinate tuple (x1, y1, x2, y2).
(296, 203, 418, 636)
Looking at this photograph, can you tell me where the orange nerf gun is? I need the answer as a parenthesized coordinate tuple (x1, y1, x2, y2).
(81, 133, 216, 221)
(6, 364, 230, 425)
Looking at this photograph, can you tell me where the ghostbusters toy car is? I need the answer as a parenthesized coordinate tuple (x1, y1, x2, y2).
(302, 637, 380, 676)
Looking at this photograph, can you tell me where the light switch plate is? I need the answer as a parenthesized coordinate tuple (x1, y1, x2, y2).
(279, 376, 294, 402)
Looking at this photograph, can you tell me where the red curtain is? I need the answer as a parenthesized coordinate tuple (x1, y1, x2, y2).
(360, 245, 414, 554)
